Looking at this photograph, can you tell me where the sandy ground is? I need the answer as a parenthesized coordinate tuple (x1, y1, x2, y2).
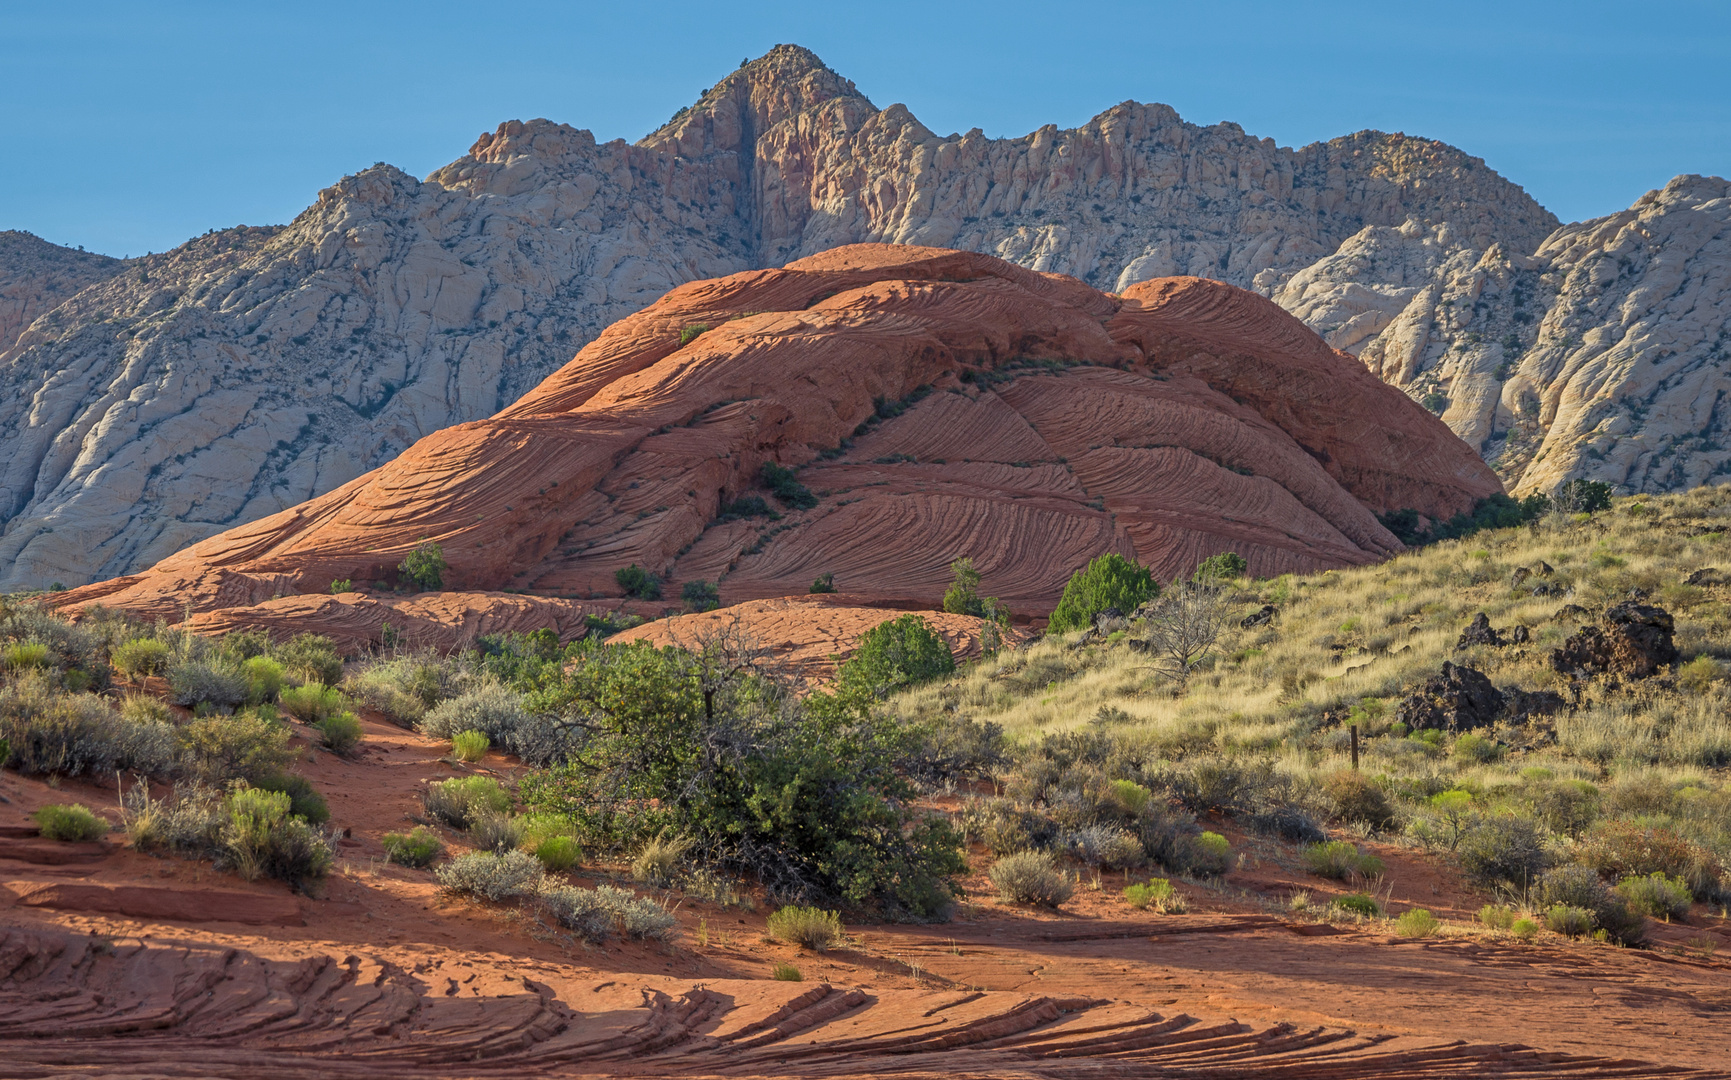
(2, 704, 1727, 1078)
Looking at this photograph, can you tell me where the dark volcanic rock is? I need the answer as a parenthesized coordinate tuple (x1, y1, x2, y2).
(1241, 604, 1276, 628)
(1504, 687, 1568, 723)
(1456, 612, 1507, 649)
(1549, 601, 1678, 679)
(1396, 661, 1505, 733)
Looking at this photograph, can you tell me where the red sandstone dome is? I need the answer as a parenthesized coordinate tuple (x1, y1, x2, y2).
(55, 245, 1501, 639)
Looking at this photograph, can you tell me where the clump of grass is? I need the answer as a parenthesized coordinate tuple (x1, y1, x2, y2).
(1545, 903, 1595, 937)
(1511, 917, 1540, 941)
(221, 786, 332, 889)
(772, 962, 803, 981)
(451, 729, 489, 762)
(382, 826, 443, 868)
(1332, 892, 1382, 918)
(1616, 872, 1692, 920)
(1395, 908, 1441, 937)
(278, 683, 345, 723)
(631, 832, 693, 887)
(533, 835, 583, 872)
(1479, 904, 1517, 930)
(423, 775, 511, 829)
(33, 803, 107, 842)
(1123, 879, 1171, 909)
(111, 638, 170, 681)
(766, 906, 846, 951)
(1302, 840, 1385, 880)
(989, 850, 1074, 907)
(467, 810, 524, 853)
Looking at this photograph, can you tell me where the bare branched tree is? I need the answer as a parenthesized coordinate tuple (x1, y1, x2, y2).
(1136, 581, 1229, 685)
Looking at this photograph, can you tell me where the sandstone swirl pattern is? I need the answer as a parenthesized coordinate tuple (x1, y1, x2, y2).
(0, 45, 1545, 590)
(53, 246, 1499, 634)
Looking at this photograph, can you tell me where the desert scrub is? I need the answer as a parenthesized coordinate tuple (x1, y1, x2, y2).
(314, 711, 363, 754)
(222, 786, 332, 890)
(540, 884, 675, 941)
(1615, 872, 1692, 920)
(177, 713, 294, 784)
(1123, 878, 1174, 910)
(278, 683, 345, 723)
(1510, 917, 1540, 941)
(1301, 841, 1385, 880)
(467, 810, 524, 853)
(0, 676, 174, 777)
(451, 729, 489, 762)
(1545, 904, 1595, 937)
(631, 832, 692, 887)
(2, 642, 51, 671)
(423, 775, 511, 828)
(990, 851, 1074, 907)
(772, 963, 803, 981)
(241, 655, 285, 704)
(1395, 908, 1440, 938)
(1190, 831, 1232, 876)
(766, 906, 845, 951)
(382, 826, 443, 868)
(344, 654, 460, 727)
(1479, 904, 1517, 930)
(275, 633, 345, 686)
(532, 835, 583, 872)
(111, 637, 171, 681)
(168, 661, 248, 712)
(1455, 815, 1548, 886)
(33, 802, 107, 842)
(1535, 864, 1646, 945)
(1331, 893, 1382, 918)
(438, 850, 546, 901)
(255, 773, 329, 824)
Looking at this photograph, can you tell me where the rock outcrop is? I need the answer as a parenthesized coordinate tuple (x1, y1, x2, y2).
(1265, 176, 1731, 498)
(0, 231, 122, 356)
(1396, 661, 1504, 733)
(1549, 601, 1679, 679)
(50, 245, 1500, 638)
(0, 45, 1548, 590)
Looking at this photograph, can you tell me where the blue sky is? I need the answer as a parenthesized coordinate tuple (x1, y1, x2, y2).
(5, 0, 1727, 258)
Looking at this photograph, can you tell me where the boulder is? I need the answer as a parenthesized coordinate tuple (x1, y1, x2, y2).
(1241, 604, 1276, 628)
(1456, 612, 1507, 649)
(1549, 602, 1679, 679)
(1503, 687, 1569, 724)
(1396, 661, 1505, 733)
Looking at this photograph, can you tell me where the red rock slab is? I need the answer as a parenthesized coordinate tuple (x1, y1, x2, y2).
(52, 245, 1501, 641)
(7, 881, 304, 926)
(0, 838, 112, 866)
(181, 589, 607, 651)
(607, 596, 1027, 679)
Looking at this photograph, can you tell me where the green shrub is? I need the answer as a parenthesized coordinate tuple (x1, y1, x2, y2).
(533, 835, 583, 872)
(1321, 770, 1397, 830)
(34, 802, 107, 842)
(467, 810, 524, 853)
(678, 322, 711, 346)
(120, 694, 172, 726)
(1453, 732, 1502, 763)
(111, 638, 171, 681)
(168, 661, 248, 711)
(1579, 821, 1710, 887)
(539, 884, 675, 940)
(1107, 779, 1152, 816)
(344, 656, 455, 727)
(177, 713, 294, 784)
(1511, 917, 1540, 941)
(399, 541, 446, 590)
(766, 905, 845, 951)
(1676, 656, 1724, 694)
(451, 729, 489, 761)
(1047, 554, 1157, 634)
(2, 642, 51, 671)
(255, 773, 329, 824)
(809, 573, 836, 594)
(1333, 893, 1382, 918)
(772, 962, 802, 981)
(613, 564, 661, 599)
(436, 850, 546, 901)
(330, 579, 352, 594)
(760, 462, 817, 509)
(221, 786, 332, 890)
(276, 633, 345, 686)
(423, 775, 512, 829)
(681, 580, 720, 612)
(1456, 815, 1548, 886)
(424, 683, 523, 739)
(315, 711, 363, 754)
(278, 683, 344, 723)
(381, 826, 443, 868)
(1191, 831, 1232, 876)
(1479, 904, 1517, 930)
(1616, 872, 1692, 920)
(834, 614, 955, 700)
(990, 851, 1073, 907)
(1123, 878, 1174, 910)
(1536, 864, 1646, 945)
(631, 832, 692, 887)
(1193, 551, 1247, 584)
(1527, 778, 1600, 838)
(0, 677, 174, 777)
(1302, 841, 1384, 880)
(1395, 908, 1440, 938)
(1546, 904, 1594, 937)
(241, 655, 285, 704)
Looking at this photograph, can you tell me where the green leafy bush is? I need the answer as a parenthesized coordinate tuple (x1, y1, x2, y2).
(177, 713, 294, 784)
(381, 826, 443, 868)
(990, 851, 1073, 907)
(1395, 908, 1440, 938)
(1511, 917, 1540, 940)
(613, 564, 661, 599)
(34, 802, 107, 842)
(112, 638, 171, 681)
(1616, 872, 1692, 920)
(1108, 779, 1152, 816)
(399, 541, 446, 590)
(834, 614, 955, 700)
(1333, 893, 1382, 918)
(1123, 878, 1174, 910)
(1302, 840, 1384, 880)
(678, 322, 711, 346)
(278, 682, 345, 723)
(168, 661, 248, 711)
(766, 906, 846, 951)
(1047, 554, 1157, 634)
(681, 580, 720, 612)
(255, 772, 329, 824)
(436, 850, 546, 901)
(315, 711, 363, 754)
(423, 775, 512, 829)
(760, 462, 817, 509)
(451, 729, 489, 761)
(221, 786, 332, 890)
(241, 655, 285, 704)
(1192, 551, 1247, 583)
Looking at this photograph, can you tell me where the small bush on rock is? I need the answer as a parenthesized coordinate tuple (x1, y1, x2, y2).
(399, 542, 446, 591)
(990, 851, 1073, 907)
(772, 963, 802, 981)
(34, 803, 107, 842)
(766, 906, 846, 951)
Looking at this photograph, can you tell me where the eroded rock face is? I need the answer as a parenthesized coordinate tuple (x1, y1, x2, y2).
(1549, 601, 1679, 678)
(1266, 176, 1731, 498)
(0, 232, 122, 357)
(51, 245, 1501, 636)
(0, 45, 1549, 591)
(1396, 661, 1504, 733)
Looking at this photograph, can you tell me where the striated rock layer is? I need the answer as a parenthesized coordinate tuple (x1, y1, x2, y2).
(0, 45, 1548, 590)
(52, 245, 1500, 639)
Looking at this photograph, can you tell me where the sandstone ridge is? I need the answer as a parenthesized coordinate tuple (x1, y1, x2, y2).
(0, 45, 1545, 590)
(51, 245, 1501, 641)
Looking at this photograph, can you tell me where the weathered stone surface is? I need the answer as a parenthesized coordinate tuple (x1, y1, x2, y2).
(50, 245, 1500, 631)
(0, 231, 122, 357)
(1456, 612, 1506, 649)
(1549, 601, 1679, 678)
(1396, 661, 1505, 733)
(0, 46, 1548, 591)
